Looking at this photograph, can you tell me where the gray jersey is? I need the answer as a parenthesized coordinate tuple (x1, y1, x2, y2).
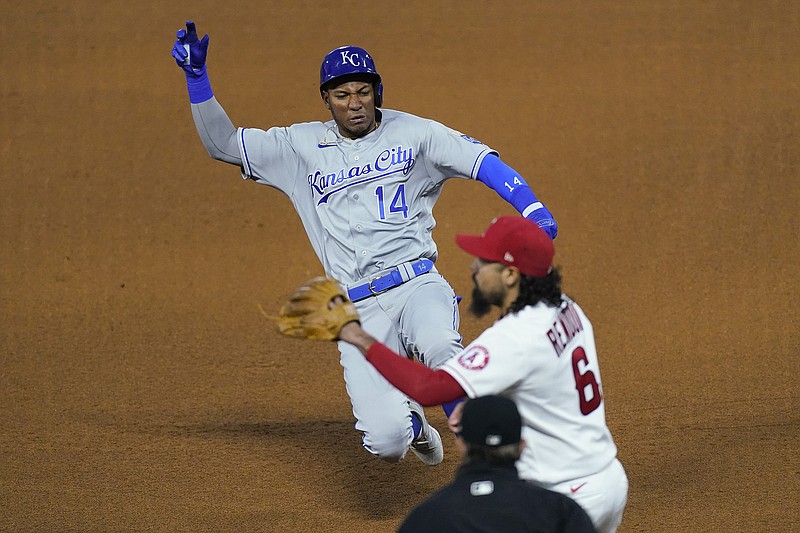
(236, 109, 497, 284)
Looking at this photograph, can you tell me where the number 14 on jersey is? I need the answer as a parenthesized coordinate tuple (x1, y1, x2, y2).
(375, 184, 408, 219)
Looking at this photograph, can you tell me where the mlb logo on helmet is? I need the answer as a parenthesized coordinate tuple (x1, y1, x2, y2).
(460, 395, 522, 448)
(319, 45, 384, 107)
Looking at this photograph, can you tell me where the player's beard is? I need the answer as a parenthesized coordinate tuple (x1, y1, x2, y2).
(468, 280, 503, 318)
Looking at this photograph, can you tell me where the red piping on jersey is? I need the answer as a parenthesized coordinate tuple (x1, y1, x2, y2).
(365, 342, 466, 406)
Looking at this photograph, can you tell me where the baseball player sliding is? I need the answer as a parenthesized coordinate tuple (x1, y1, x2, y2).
(171, 22, 558, 467)
(272, 216, 628, 533)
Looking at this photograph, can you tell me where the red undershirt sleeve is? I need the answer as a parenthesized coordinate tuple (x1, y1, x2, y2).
(364, 342, 466, 406)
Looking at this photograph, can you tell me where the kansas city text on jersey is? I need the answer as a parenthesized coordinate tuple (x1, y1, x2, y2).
(546, 302, 584, 357)
(309, 146, 415, 204)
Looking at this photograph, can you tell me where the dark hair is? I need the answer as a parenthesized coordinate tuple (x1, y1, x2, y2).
(465, 442, 523, 465)
(506, 266, 563, 315)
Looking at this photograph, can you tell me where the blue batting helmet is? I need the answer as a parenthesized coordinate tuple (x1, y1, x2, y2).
(319, 45, 383, 107)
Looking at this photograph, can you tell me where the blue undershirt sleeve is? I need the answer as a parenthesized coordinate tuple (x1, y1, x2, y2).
(476, 154, 544, 217)
(476, 154, 558, 239)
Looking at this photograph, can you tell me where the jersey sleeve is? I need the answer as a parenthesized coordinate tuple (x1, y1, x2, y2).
(440, 324, 532, 398)
(422, 120, 498, 185)
(364, 343, 466, 407)
(237, 126, 303, 196)
(190, 97, 242, 165)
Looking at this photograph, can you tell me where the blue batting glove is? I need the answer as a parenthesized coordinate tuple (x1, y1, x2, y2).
(171, 21, 209, 76)
(526, 207, 558, 240)
(171, 21, 214, 103)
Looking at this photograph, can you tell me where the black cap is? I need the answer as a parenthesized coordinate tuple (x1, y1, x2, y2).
(460, 395, 522, 447)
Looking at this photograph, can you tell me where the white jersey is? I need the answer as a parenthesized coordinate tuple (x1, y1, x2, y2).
(441, 296, 618, 485)
(236, 108, 497, 284)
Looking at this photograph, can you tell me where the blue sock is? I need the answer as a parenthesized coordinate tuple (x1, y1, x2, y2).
(411, 411, 423, 440)
(441, 398, 465, 419)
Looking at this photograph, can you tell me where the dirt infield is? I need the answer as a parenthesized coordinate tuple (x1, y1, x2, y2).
(1, 2, 797, 531)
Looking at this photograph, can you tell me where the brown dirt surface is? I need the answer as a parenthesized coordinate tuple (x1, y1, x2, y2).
(2, 2, 798, 532)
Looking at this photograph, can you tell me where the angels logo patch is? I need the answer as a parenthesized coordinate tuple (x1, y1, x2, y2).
(458, 345, 490, 370)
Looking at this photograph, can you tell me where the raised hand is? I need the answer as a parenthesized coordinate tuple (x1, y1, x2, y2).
(171, 21, 210, 75)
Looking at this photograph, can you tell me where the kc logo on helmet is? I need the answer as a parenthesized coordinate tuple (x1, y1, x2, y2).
(340, 51, 362, 66)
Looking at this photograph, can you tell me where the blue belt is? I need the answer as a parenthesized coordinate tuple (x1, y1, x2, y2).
(347, 259, 435, 302)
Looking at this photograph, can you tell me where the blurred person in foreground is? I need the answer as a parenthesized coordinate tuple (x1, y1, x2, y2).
(397, 394, 597, 533)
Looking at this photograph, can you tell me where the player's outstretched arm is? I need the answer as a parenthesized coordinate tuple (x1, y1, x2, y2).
(476, 154, 558, 239)
(339, 323, 464, 406)
(171, 21, 241, 165)
(339, 322, 377, 353)
(190, 100, 241, 165)
(268, 280, 465, 406)
(171, 21, 212, 103)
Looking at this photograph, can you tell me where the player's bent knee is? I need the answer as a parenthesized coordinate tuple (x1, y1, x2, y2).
(361, 428, 411, 463)
(369, 449, 404, 464)
(421, 338, 462, 368)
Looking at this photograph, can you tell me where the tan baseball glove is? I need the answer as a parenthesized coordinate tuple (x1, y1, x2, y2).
(266, 277, 360, 341)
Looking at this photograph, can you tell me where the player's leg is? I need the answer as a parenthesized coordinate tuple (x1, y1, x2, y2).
(590, 459, 628, 533)
(350, 282, 445, 465)
(395, 274, 465, 418)
(396, 274, 463, 369)
(542, 459, 629, 533)
(339, 298, 414, 463)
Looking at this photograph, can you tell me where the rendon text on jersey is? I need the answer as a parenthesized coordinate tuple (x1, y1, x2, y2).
(546, 303, 584, 357)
